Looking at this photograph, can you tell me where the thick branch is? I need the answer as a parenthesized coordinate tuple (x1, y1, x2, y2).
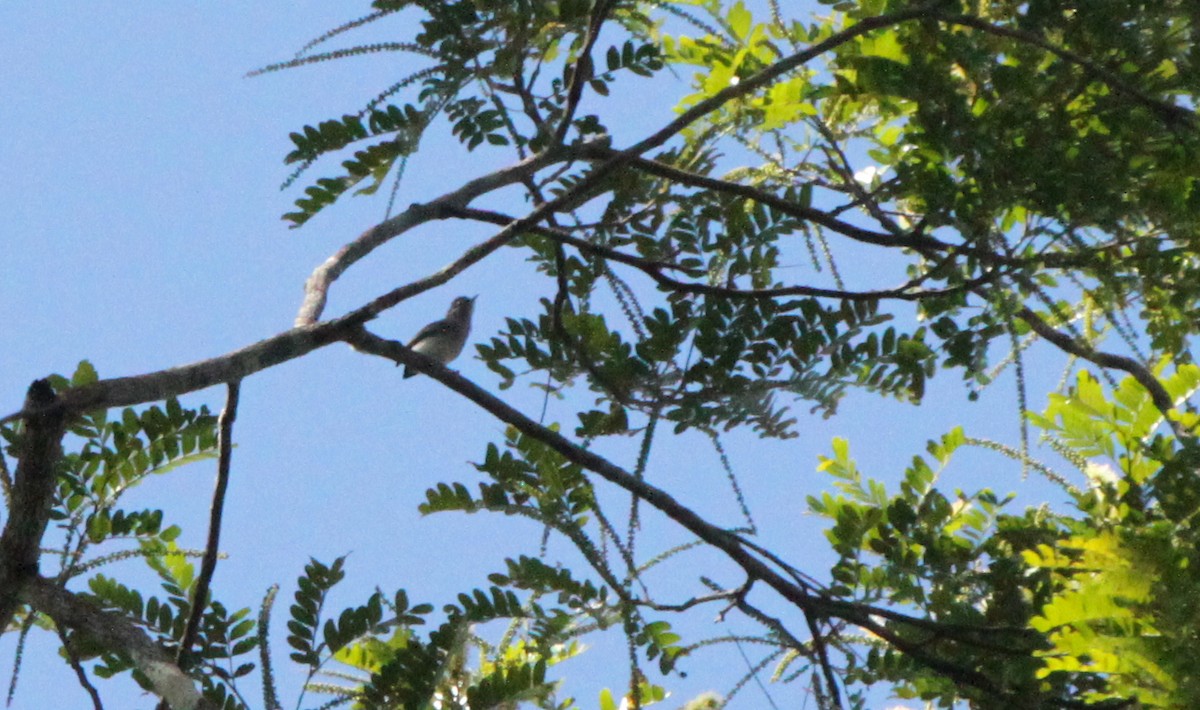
(297, 4, 942, 330)
(0, 380, 66, 630)
(295, 141, 595, 326)
(1, 205, 580, 426)
(20, 321, 348, 421)
(2, 202, 585, 426)
(24, 577, 218, 710)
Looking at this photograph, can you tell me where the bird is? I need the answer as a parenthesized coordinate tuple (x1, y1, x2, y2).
(402, 295, 477, 378)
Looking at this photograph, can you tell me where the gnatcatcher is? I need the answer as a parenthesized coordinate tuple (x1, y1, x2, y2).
(403, 295, 477, 378)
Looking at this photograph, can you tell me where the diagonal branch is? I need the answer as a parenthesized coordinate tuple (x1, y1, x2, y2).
(24, 577, 219, 710)
(637, 126, 1173, 279)
(57, 624, 104, 710)
(1015, 305, 1179, 421)
(0, 196, 596, 426)
(295, 4, 943, 333)
(295, 140, 600, 326)
(577, 144, 915, 249)
(577, 144, 1136, 273)
(3, 321, 346, 424)
(728, 593, 842, 707)
(800, 608, 842, 708)
(0, 200, 618, 425)
(344, 326, 1043, 703)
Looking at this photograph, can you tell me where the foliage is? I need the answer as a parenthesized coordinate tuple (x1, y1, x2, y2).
(806, 365, 1200, 707)
(0, 362, 255, 708)
(6, 0, 1200, 708)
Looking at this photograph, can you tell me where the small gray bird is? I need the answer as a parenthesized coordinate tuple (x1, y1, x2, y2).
(403, 295, 477, 378)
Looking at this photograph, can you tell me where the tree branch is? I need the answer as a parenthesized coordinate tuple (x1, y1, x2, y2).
(0, 194, 601, 426)
(1015, 305, 1178, 419)
(656, 114, 1165, 278)
(343, 326, 1042, 702)
(294, 140, 598, 326)
(23, 577, 219, 710)
(332, 5, 946, 343)
(549, 0, 611, 147)
(578, 144, 916, 248)
(450, 205, 998, 302)
(295, 3, 943, 343)
(1, 320, 349, 426)
(179, 381, 241, 661)
(800, 609, 842, 709)
(57, 625, 104, 710)
(0, 380, 66, 631)
(577, 144, 1133, 274)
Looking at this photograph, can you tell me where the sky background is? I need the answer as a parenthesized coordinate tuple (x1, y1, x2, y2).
(0, 3, 1079, 708)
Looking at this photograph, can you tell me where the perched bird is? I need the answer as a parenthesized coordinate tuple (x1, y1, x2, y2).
(402, 295, 477, 378)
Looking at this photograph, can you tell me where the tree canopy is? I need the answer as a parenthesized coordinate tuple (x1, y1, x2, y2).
(4, 0, 1200, 708)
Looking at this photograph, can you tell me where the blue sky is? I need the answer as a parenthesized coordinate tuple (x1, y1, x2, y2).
(0, 3, 1078, 708)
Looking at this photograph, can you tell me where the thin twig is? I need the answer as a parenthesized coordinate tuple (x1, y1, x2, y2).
(733, 637, 782, 710)
(1015, 305, 1178, 422)
(451, 205, 993, 301)
(801, 611, 842, 709)
(57, 625, 104, 710)
(178, 381, 241, 660)
(638, 585, 745, 614)
(551, 0, 613, 146)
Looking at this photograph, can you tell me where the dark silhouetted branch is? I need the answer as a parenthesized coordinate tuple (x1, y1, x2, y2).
(57, 625, 104, 710)
(344, 326, 1048, 703)
(451, 206, 998, 301)
(550, 0, 612, 146)
(179, 381, 241, 661)
(1016, 305, 1178, 420)
(0, 380, 66, 631)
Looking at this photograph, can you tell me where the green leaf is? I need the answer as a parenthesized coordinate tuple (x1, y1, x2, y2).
(726, 1, 752, 40)
(71, 360, 99, 387)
